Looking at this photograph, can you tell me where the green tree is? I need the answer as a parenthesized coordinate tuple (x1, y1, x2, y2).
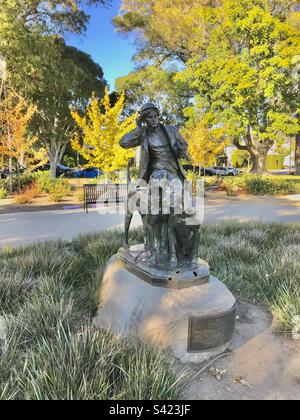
(116, 65, 192, 125)
(0, 0, 109, 177)
(114, 0, 216, 64)
(29, 40, 106, 177)
(116, 0, 300, 174)
(232, 150, 252, 169)
(0, 0, 109, 87)
(179, 0, 300, 174)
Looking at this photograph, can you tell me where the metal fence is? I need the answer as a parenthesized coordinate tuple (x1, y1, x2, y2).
(83, 184, 128, 212)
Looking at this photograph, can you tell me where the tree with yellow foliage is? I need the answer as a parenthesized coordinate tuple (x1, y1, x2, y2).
(71, 89, 137, 174)
(0, 90, 36, 172)
(183, 119, 227, 174)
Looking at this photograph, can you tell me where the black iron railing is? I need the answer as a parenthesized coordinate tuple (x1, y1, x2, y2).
(83, 184, 128, 213)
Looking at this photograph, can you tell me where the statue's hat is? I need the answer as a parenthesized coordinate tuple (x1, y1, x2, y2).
(140, 103, 160, 117)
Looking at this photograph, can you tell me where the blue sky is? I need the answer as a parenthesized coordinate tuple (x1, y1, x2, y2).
(65, 1, 136, 90)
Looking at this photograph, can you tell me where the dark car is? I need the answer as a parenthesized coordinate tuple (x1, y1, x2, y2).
(73, 167, 104, 179)
(0, 168, 9, 179)
(0, 165, 25, 179)
(35, 163, 73, 177)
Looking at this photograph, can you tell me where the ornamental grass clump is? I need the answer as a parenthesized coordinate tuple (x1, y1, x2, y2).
(0, 232, 182, 400)
(223, 175, 297, 196)
(1, 224, 299, 399)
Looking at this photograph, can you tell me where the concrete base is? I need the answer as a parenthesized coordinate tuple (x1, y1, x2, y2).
(94, 255, 236, 363)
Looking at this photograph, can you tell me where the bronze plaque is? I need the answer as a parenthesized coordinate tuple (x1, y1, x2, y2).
(188, 305, 236, 352)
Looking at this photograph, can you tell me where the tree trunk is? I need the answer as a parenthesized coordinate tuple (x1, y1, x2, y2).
(49, 153, 58, 178)
(233, 127, 273, 175)
(48, 140, 68, 178)
(8, 156, 13, 194)
(16, 160, 21, 192)
(251, 152, 268, 175)
(295, 133, 300, 175)
(18, 151, 25, 170)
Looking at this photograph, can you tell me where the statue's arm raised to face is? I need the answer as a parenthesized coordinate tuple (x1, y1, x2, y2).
(119, 125, 144, 149)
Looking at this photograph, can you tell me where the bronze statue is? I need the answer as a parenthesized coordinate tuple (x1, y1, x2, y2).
(120, 103, 200, 270)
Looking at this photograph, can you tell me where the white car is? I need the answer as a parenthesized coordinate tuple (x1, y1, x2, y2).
(210, 166, 239, 176)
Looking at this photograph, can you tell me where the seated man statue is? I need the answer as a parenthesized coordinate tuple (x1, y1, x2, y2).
(120, 103, 197, 268)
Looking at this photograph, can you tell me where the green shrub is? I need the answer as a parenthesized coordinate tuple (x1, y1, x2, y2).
(0, 187, 8, 199)
(77, 188, 84, 203)
(16, 173, 36, 191)
(232, 150, 252, 168)
(223, 175, 296, 196)
(0, 179, 8, 190)
(35, 172, 71, 202)
(185, 174, 222, 191)
(244, 176, 275, 195)
(0, 173, 35, 194)
(222, 181, 240, 196)
(35, 172, 55, 193)
(204, 176, 222, 190)
(49, 179, 71, 202)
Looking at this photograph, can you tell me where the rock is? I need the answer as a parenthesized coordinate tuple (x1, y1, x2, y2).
(94, 255, 236, 363)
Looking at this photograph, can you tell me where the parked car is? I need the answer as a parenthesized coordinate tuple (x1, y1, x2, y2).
(0, 168, 9, 179)
(209, 166, 239, 176)
(0, 165, 25, 179)
(35, 163, 73, 177)
(182, 165, 217, 176)
(72, 167, 104, 179)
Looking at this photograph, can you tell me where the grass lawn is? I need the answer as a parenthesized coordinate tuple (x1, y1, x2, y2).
(0, 222, 299, 400)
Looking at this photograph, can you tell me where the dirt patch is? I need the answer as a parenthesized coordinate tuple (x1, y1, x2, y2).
(180, 300, 300, 400)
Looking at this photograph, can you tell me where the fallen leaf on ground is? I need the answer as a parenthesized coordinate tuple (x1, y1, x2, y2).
(234, 376, 251, 388)
(209, 367, 227, 381)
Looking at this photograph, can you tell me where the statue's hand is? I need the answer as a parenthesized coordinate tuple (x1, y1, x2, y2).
(137, 116, 146, 129)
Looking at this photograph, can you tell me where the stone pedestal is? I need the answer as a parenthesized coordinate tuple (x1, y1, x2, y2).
(94, 254, 236, 363)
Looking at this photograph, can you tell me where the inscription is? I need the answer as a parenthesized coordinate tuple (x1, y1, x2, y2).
(188, 305, 236, 352)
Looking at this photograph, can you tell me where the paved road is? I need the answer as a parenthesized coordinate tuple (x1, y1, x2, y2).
(0, 193, 299, 247)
